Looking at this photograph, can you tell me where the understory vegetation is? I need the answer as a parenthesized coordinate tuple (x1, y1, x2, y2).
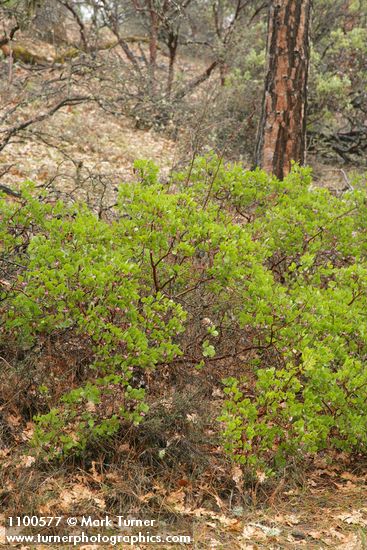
(2, 157, 367, 476)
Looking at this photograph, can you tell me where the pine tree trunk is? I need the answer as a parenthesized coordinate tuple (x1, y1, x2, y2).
(255, 0, 312, 179)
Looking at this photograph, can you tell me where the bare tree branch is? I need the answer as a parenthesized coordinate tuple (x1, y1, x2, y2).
(0, 96, 94, 152)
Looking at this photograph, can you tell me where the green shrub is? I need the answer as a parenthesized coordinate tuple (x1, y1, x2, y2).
(1, 159, 367, 470)
(1, 184, 186, 457)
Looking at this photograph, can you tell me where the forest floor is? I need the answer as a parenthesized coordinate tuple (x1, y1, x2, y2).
(1, 52, 367, 550)
(0, 103, 177, 210)
(1, 440, 367, 548)
(0, 100, 362, 207)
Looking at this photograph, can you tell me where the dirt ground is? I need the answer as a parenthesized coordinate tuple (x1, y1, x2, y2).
(1, 475, 366, 548)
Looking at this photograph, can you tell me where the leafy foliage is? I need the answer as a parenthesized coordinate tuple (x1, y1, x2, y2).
(1, 185, 186, 456)
(1, 158, 367, 470)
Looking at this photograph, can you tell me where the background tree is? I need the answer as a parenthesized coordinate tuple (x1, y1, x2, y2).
(255, 0, 312, 179)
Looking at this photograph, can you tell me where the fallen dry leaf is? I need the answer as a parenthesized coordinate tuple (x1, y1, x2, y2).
(0, 525, 5, 545)
(242, 524, 266, 541)
(186, 413, 199, 424)
(0, 449, 10, 458)
(231, 465, 243, 488)
(59, 483, 106, 511)
(309, 530, 323, 540)
(117, 442, 131, 453)
(337, 510, 367, 526)
(255, 469, 267, 483)
(189, 507, 243, 530)
(20, 422, 34, 442)
(340, 472, 360, 482)
(273, 513, 300, 526)
(18, 455, 36, 468)
(335, 533, 363, 549)
(6, 414, 21, 427)
(334, 480, 358, 491)
(138, 492, 155, 503)
(314, 468, 338, 478)
(165, 489, 185, 511)
(250, 523, 282, 536)
(225, 519, 243, 533)
(327, 527, 352, 541)
(85, 401, 96, 413)
(89, 461, 103, 483)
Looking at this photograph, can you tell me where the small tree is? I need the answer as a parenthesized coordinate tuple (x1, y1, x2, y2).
(255, 0, 312, 179)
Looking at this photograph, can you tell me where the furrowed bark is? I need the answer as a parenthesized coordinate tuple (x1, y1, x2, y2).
(255, 0, 312, 179)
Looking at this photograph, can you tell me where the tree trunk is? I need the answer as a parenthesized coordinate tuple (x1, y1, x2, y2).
(167, 33, 178, 96)
(148, 0, 159, 92)
(255, 0, 312, 179)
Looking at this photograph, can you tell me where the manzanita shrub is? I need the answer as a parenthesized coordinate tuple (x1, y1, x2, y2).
(1, 156, 367, 471)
